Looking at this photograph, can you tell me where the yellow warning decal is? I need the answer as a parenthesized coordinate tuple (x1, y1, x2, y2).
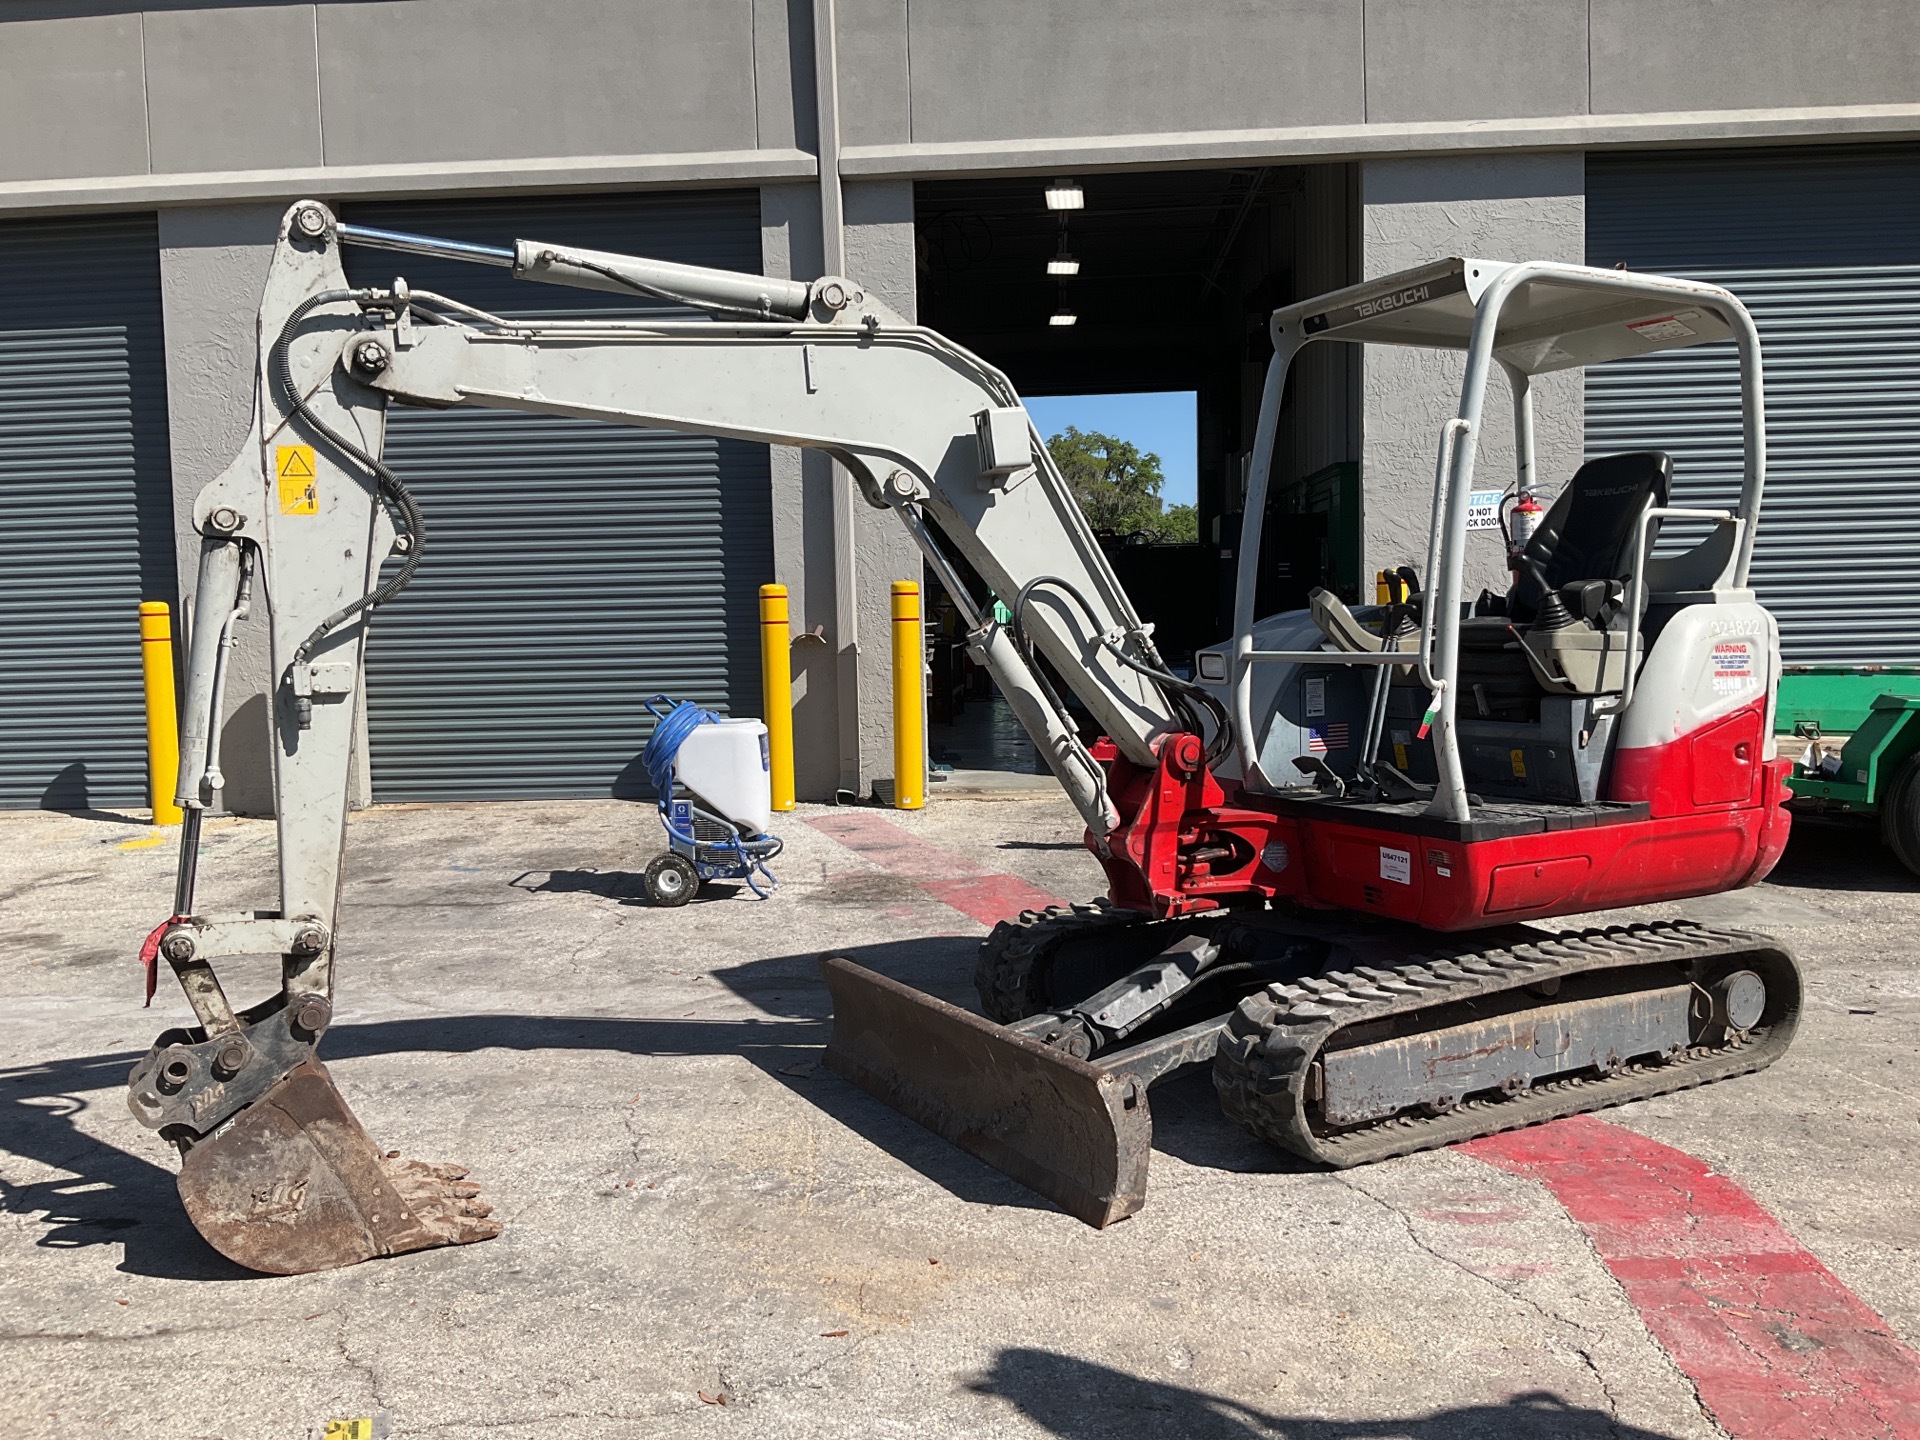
(276, 444, 318, 515)
(1510, 748, 1528, 779)
(322, 1422, 377, 1440)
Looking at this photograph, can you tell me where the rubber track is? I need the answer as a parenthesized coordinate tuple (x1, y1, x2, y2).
(974, 900, 1141, 1023)
(1212, 920, 1802, 1167)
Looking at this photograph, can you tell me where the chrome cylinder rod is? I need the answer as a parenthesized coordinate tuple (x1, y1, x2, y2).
(334, 222, 516, 268)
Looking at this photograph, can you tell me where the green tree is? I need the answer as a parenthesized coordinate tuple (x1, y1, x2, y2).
(1157, 503, 1199, 545)
(1046, 425, 1198, 545)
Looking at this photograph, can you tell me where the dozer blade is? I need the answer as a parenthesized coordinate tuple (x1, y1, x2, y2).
(177, 1059, 501, 1275)
(822, 955, 1152, 1227)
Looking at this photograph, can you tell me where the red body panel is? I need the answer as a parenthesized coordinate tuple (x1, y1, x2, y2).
(1283, 775, 1789, 930)
(1609, 698, 1769, 816)
(1089, 698, 1792, 931)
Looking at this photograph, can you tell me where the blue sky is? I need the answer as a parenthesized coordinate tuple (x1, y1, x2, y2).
(1026, 391, 1198, 509)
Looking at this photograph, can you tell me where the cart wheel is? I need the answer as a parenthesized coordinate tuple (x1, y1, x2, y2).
(1880, 755, 1920, 878)
(644, 853, 700, 907)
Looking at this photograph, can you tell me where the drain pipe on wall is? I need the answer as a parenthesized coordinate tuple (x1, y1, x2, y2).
(814, 0, 863, 800)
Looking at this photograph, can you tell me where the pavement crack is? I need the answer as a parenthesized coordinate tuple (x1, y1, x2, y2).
(333, 1310, 385, 1415)
(410, 1402, 683, 1434)
(1332, 1173, 1668, 1439)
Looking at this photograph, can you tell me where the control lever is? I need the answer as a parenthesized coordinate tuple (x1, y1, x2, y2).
(1293, 755, 1348, 798)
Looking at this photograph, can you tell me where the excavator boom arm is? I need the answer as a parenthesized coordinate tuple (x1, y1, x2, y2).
(130, 200, 1197, 1274)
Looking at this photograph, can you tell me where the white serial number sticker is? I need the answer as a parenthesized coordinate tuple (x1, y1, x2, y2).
(1380, 847, 1412, 885)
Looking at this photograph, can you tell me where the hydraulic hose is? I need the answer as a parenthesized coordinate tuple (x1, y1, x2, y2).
(270, 289, 428, 668)
(1012, 575, 1232, 769)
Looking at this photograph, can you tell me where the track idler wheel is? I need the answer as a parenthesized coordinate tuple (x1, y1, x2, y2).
(176, 1059, 500, 1275)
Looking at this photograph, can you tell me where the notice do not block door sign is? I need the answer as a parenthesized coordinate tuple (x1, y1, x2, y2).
(1466, 491, 1504, 531)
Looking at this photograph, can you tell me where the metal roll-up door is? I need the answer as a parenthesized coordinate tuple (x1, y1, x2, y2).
(1586, 148, 1920, 662)
(0, 214, 175, 810)
(339, 192, 772, 801)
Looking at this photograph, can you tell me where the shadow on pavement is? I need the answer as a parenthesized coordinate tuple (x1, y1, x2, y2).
(0, 935, 1056, 1277)
(509, 868, 746, 906)
(3, 932, 1346, 1279)
(975, 1349, 1687, 1439)
(0, 1051, 257, 1282)
(1769, 813, 1915, 894)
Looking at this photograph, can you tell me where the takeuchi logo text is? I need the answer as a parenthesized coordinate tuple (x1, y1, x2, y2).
(1354, 284, 1431, 319)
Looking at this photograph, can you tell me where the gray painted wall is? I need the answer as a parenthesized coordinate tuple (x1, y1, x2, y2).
(1360, 155, 1586, 601)
(759, 177, 921, 802)
(760, 182, 841, 802)
(841, 180, 925, 800)
(4, 1, 1917, 211)
(156, 204, 332, 817)
(154, 180, 918, 814)
(15, 1, 1912, 815)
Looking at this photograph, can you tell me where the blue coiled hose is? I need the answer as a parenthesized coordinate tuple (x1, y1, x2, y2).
(641, 696, 781, 898)
(642, 697, 719, 800)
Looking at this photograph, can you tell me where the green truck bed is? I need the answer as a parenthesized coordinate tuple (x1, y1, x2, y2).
(1777, 666, 1920, 812)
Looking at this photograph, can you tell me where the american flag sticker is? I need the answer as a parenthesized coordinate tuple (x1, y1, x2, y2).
(1306, 722, 1350, 753)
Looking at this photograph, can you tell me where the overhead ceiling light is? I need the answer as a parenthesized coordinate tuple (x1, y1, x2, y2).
(1044, 179, 1084, 211)
(1049, 310, 1078, 327)
(1047, 254, 1080, 276)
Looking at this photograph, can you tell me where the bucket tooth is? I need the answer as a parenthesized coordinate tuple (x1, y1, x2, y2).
(176, 1059, 500, 1275)
(821, 955, 1152, 1228)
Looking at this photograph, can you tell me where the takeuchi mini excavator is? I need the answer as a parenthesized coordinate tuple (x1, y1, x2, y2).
(129, 201, 1800, 1274)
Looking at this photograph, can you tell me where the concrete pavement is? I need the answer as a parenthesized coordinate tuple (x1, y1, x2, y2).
(1, 794, 1915, 1439)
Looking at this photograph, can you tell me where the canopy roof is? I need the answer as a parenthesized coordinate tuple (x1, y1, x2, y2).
(1275, 258, 1740, 375)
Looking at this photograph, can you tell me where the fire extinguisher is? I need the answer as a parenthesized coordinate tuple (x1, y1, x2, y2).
(1507, 488, 1544, 579)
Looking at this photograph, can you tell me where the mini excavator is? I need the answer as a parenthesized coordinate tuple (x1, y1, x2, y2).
(128, 201, 1799, 1272)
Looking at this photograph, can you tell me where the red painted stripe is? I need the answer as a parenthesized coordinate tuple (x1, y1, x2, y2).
(1466, 1116, 1920, 1439)
(920, 872, 1064, 925)
(802, 810, 1063, 925)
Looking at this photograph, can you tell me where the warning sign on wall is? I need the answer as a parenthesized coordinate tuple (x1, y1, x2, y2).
(276, 444, 318, 516)
(1466, 490, 1505, 531)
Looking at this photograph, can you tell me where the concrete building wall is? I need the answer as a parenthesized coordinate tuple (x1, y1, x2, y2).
(5, 1, 1919, 213)
(904, 0, 1365, 142)
(10, 0, 1919, 813)
(1359, 154, 1586, 603)
(156, 180, 917, 813)
(156, 205, 289, 818)
(841, 180, 925, 800)
(758, 184, 839, 803)
(759, 177, 923, 802)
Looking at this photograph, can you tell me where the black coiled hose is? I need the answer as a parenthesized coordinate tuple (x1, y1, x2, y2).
(271, 289, 427, 667)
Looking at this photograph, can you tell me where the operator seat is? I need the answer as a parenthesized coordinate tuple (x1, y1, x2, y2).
(1504, 450, 1671, 697)
(1509, 451, 1671, 624)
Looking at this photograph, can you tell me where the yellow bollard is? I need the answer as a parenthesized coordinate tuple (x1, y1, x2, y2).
(759, 583, 796, 811)
(891, 580, 925, 810)
(139, 601, 183, 826)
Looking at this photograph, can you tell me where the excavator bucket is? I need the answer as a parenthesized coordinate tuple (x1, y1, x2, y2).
(175, 1059, 500, 1275)
(821, 956, 1153, 1227)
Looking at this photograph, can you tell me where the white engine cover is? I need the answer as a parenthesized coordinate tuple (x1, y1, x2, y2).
(675, 718, 773, 835)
